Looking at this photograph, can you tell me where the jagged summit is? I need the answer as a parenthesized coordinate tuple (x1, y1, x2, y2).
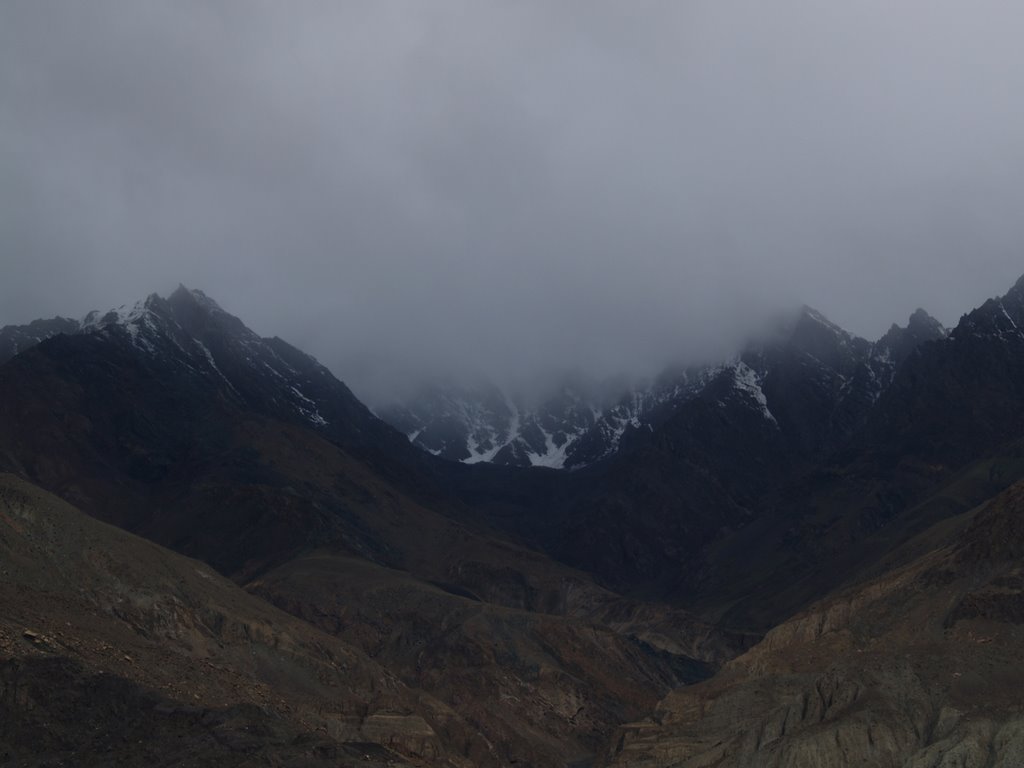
(1000, 270, 1024, 314)
(379, 375, 607, 468)
(381, 302, 936, 470)
(875, 308, 947, 367)
(1008, 270, 1024, 296)
(79, 292, 163, 329)
(3, 276, 1020, 474)
(879, 308, 946, 347)
(0, 316, 80, 366)
(74, 286, 226, 333)
(796, 304, 848, 336)
(907, 306, 944, 332)
(952, 271, 1024, 340)
(169, 284, 226, 314)
(0, 286, 371, 438)
(381, 295, 967, 470)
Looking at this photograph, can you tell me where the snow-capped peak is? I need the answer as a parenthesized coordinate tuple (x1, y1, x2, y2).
(77, 294, 171, 354)
(80, 293, 162, 331)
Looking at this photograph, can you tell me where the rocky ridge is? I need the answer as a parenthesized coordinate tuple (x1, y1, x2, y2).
(0, 287, 733, 767)
(4, 276, 1024, 767)
(379, 305, 948, 470)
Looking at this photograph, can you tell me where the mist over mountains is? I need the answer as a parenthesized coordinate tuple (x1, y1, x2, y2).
(6, 2, 1024, 765)
(373, 302, 950, 469)
(3, 272, 1024, 764)
(5, 1, 1024, 400)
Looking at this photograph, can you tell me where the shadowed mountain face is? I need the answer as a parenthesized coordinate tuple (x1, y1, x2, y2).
(3, 277, 1024, 765)
(0, 286, 449, 577)
(858, 275, 1024, 469)
(431, 304, 953, 607)
(0, 287, 732, 767)
(587, 279, 1024, 627)
(0, 316, 80, 366)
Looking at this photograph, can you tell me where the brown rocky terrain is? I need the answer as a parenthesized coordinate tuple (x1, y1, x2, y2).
(248, 552, 721, 767)
(602, 481, 1024, 767)
(0, 459, 725, 766)
(0, 473, 498, 766)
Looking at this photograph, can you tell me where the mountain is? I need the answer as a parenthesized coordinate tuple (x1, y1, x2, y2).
(603, 280, 1024, 629)
(5, 276, 1024, 766)
(0, 473, 491, 767)
(378, 376, 615, 468)
(857, 274, 1024, 469)
(0, 287, 404, 457)
(0, 285, 732, 767)
(0, 316, 80, 366)
(437, 305, 950, 603)
(602, 478, 1024, 767)
(378, 367, 743, 470)
(0, 285, 441, 575)
(380, 306, 948, 471)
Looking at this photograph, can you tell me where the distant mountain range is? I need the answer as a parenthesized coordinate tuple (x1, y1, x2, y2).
(377, 304, 948, 469)
(3, 275, 1024, 766)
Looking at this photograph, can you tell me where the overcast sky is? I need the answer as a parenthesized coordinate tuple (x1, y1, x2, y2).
(3, 1, 1024, 400)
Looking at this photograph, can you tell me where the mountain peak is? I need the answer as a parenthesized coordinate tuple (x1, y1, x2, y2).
(79, 292, 164, 331)
(797, 304, 843, 332)
(169, 284, 224, 314)
(789, 305, 858, 347)
(1001, 272, 1024, 314)
(875, 307, 947, 366)
(951, 275, 1024, 340)
(906, 307, 946, 335)
(777, 305, 864, 364)
(166, 284, 256, 343)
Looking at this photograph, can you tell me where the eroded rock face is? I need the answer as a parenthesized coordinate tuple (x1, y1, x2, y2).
(601, 481, 1024, 768)
(247, 552, 722, 768)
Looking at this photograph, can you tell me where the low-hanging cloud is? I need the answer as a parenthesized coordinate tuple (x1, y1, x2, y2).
(3, 0, 1024, 401)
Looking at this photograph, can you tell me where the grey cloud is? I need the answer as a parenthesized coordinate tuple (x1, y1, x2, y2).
(2, 0, 1024, 401)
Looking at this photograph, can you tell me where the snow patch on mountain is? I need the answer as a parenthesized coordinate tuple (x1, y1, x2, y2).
(289, 385, 328, 427)
(79, 297, 170, 355)
(381, 305, 950, 470)
(732, 362, 777, 425)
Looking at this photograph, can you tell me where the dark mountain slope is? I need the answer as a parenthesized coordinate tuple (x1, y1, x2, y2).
(0, 289, 458, 577)
(451, 305, 947, 603)
(857, 274, 1024, 469)
(163, 287, 421, 469)
(0, 316, 80, 366)
(0, 291, 735, 766)
(658, 276, 1024, 629)
(550, 368, 788, 595)
(0, 473, 495, 767)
